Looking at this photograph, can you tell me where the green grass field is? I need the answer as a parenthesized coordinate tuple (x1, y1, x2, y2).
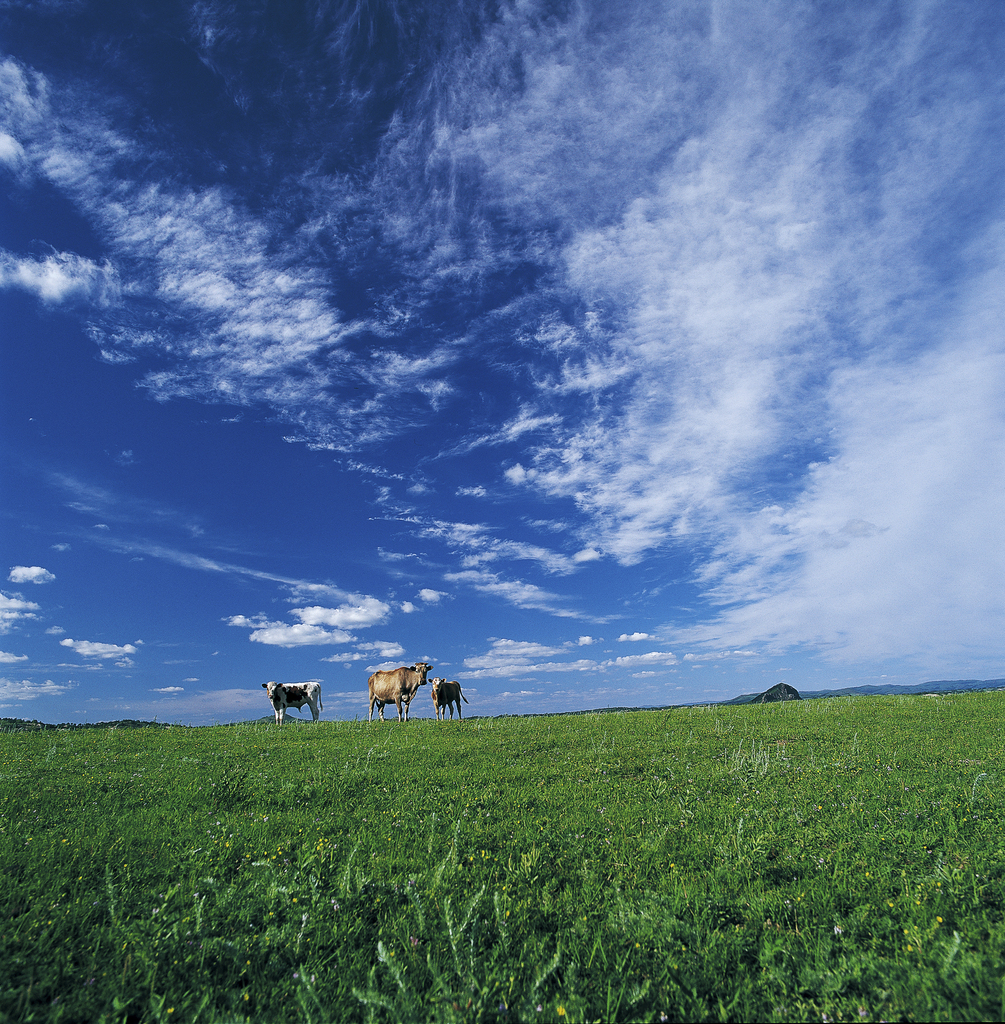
(2, 692, 1005, 1022)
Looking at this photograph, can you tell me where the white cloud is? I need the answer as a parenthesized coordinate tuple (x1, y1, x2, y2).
(0, 249, 119, 306)
(323, 640, 406, 663)
(0, 651, 28, 663)
(576, 636, 597, 645)
(618, 632, 652, 642)
(683, 651, 756, 662)
(444, 569, 582, 618)
(460, 638, 599, 679)
(254, 624, 352, 647)
(4, 7, 1002, 677)
(8, 565, 55, 584)
(45, 625, 65, 635)
(400, 601, 416, 613)
(0, 130, 25, 168)
(0, 677, 76, 702)
(292, 597, 390, 629)
(151, 686, 184, 693)
(607, 651, 678, 669)
(417, 588, 446, 603)
(231, 596, 392, 647)
(674, 312, 1005, 665)
(448, 4, 1005, 667)
(423, 520, 581, 575)
(226, 615, 352, 648)
(0, 591, 41, 633)
(444, 409, 563, 457)
(60, 638, 138, 659)
(0, 59, 371, 437)
(359, 641, 406, 658)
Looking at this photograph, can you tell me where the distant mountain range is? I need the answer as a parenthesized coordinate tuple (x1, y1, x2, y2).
(560, 677, 1005, 715)
(727, 677, 1005, 704)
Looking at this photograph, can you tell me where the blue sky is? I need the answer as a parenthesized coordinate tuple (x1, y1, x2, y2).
(2, 1, 1003, 725)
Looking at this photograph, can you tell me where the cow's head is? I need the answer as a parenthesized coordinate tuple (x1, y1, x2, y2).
(411, 663, 433, 685)
(262, 681, 282, 703)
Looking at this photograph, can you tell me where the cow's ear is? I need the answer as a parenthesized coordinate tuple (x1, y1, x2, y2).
(262, 683, 267, 688)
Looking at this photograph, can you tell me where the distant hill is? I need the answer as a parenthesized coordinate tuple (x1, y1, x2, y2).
(723, 677, 1005, 705)
(795, 677, 1005, 700)
(723, 682, 801, 705)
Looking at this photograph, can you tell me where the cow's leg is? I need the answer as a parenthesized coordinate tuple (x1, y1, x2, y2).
(310, 700, 319, 722)
(456, 700, 462, 720)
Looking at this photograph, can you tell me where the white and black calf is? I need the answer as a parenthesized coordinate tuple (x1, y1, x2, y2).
(262, 680, 323, 725)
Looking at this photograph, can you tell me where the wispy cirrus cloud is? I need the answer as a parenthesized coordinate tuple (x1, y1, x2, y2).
(451, 2, 1005, 665)
(444, 569, 582, 619)
(4, 0, 1003, 685)
(422, 520, 584, 575)
(605, 651, 678, 670)
(0, 57, 366, 425)
(460, 638, 600, 680)
(94, 687, 267, 725)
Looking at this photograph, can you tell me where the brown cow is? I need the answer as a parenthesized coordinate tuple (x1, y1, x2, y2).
(430, 677, 469, 720)
(367, 663, 432, 722)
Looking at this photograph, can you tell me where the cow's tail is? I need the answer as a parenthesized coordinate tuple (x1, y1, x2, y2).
(461, 688, 469, 703)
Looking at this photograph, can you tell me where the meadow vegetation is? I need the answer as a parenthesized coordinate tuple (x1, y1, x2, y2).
(2, 692, 1005, 1022)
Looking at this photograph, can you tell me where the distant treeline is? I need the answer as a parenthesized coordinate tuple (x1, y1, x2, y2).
(0, 718, 172, 733)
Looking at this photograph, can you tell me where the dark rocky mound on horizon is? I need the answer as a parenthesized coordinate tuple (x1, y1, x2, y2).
(759, 682, 801, 702)
(723, 682, 801, 705)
